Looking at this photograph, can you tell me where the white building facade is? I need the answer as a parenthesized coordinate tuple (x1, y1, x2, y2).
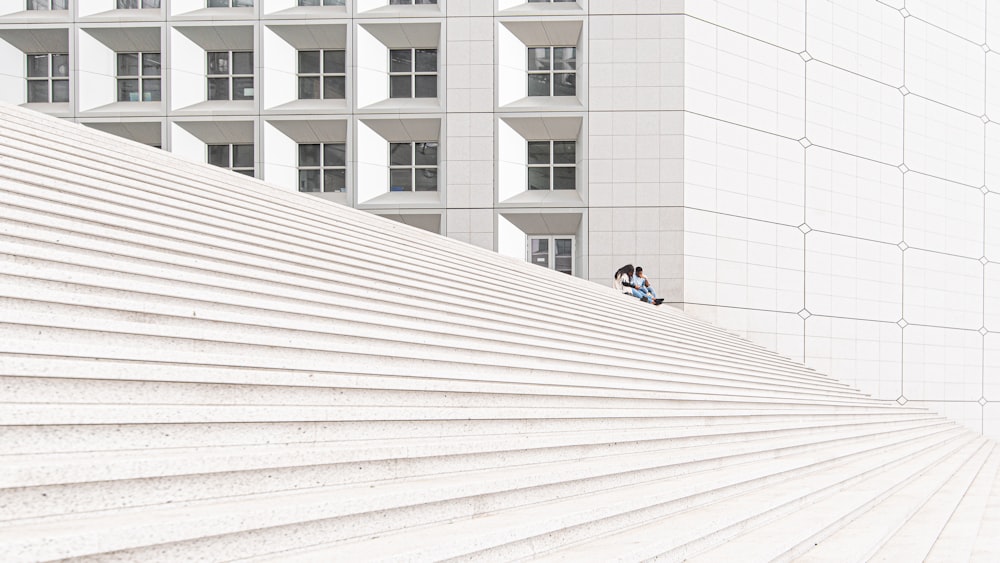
(2, 0, 998, 439)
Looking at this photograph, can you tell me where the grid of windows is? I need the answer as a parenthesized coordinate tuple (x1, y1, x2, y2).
(117, 52, 161, 102)
(389, 48, 437, 99)
(389, 142, 437, 192)
(527, 141, 575, 190)
(298, 143, 346, 193)
(297, 0, 344, 4)
(207, 0, 253, 6)
(26, 54, 69, 103)
(298, 50, 345, 100)
(207, 51, 254, 101)
(116, 0, 160, 7)
(527, 46, 576, 96)
(529, 237, 573, 275)
(388, 0, 437, 4)
(27, 0, 67, 9)
(208, 144, 254, 176)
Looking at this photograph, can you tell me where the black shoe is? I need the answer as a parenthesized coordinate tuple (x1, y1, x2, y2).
(654, 298, 664, 306)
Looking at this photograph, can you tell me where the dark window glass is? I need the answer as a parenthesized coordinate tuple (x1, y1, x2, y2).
(323, 76, 345, 99)
(117, 53, 139, 76)
(232, 77, 254, 100)
(389, 168, 412, 191)
(531, 239, 549, 268)
(527, 167, 550, 190)
(299, 170, 321, 192)
(118, 79, 139, 102)
(389, 143, 411, 166)
(415, 168, 437, 191)
(51, 79, 69, 102)
(389, 49, 412, 73)
(299, 144, 320, 167)
(298, 51, 320, 74)
(207, 145, 230, 167)
(553, 73, 575, 96)
(527, 74, 550, 96)
(528, 48, 549, 71)
(26, 55, 48, 78)
(207, 0, 229, 7)
(324, 143, 346, 167)
(27, 81, 48, 103)
(142, 53, 160, 76)
(232, 52, 253, 75)
(415, 142, 437, 165)
(553, 47, 576, 70)
(552, 141, 575, 164)
(232, 144, 254, 168)
(324, 168, 346, 192)
(527, 141, 550, 165)
(207, 78, 229, 100)
(207, 52, 229, 75)
(389, 76, 411, 98)
(143, 78, 161, 101)
(414, 75, 436, 98)
(51, 54, 68, 77)
(323, 50, 345, 74)
(415, 49, 437, 72)
(553, 166, 575, 190)
(299, 76, 320, 99)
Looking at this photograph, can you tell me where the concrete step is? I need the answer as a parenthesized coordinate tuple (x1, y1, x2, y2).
(0, 411, 931, 456)
(923, 447, 1000, 561)
(525, 430, 980, 563)
(857, 441, 996, 561)
(2, 419, 952, 521)
(685, 436, 991, 562)
(0, 423, 962, 561)
(0, 123, 848, 388)
(226, 428, 971, 562)
(0, 220, 850, 395)
(3, 245, 858, 395)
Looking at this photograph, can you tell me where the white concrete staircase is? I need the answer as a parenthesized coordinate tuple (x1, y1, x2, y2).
(0, 103, 996, 561)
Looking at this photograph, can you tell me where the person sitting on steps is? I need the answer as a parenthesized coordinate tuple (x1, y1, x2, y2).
(633, 266, 658, 302)
(614, 264, 663, 305)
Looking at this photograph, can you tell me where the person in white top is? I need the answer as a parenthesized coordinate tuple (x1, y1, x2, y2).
(613, 264, 662, 305)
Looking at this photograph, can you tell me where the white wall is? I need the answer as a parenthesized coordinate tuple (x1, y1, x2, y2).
(678, 1, 1000, 440)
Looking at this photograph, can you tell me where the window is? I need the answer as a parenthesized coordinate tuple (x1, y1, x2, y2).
(27, 0, 68, 9)
(529, 237, 573, 275)
(117, 52, 160, 102)
(116, 0, 160, 7)
(207, 144, 254, 176)
(298, 50, 345, 100)
(207, 0, 253, 6)
(208, 51, 254, 101)
(388, 0, 437, 4)
(527, 0, 575, 2)
(298, 143, 346, 193)
(26, 54, 69, 103)
(527, 46, 576, 96)
(297, 0, 344, 4)
(389, 49, 437, 99)
(389, 142, 437, 192)
(527, 141, 575, 190)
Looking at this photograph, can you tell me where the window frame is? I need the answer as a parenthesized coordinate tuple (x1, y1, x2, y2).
(115, 0, 161, 8)
(388, 141, 438, 192)
(526, 45, 577, 97)
(116, 51, 161, 102)
(26, 0, 68, 10)
(526, 140, 576, 191)
(207, 50, 254, 101)
(206, 0, 254, 7)
(207, 143, 255, 176)
(297, 142, 347, 193)
(388, 48, 438, 99)
(26, 53, 69, 104)
(527, 236, 575, 275)
(297, 49, 346, 100)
